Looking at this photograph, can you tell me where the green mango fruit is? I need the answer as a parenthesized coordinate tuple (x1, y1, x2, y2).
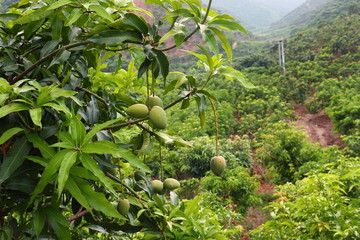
(148, 95, 164, 108)
(117, 199, 130, 216)
(210, 156, 226, 176)
(151, 179, 163, 193)
(126, 104, 149, 118)
(149, 106, 167, 129)
(163, 178, 180, 190)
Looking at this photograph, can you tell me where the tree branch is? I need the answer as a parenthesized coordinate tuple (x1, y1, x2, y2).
(11, 41, 90, 84)
(155, 0, 213, 52)
(67, 208, 93, 222)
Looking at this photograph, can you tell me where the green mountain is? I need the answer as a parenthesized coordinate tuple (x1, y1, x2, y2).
(209, 0, 305, 31)
(269, 0, 360, 37)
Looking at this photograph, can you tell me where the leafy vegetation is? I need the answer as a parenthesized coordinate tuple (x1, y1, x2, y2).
(0, 0, 359, 239)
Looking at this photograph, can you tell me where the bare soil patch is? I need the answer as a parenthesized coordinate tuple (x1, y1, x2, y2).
(293, 104, 344, 148)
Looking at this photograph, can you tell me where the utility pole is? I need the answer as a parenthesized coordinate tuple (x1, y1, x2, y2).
(278, 39, 286, 74)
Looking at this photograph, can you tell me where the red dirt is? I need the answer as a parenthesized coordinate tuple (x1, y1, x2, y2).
(293, 104, 345, 148)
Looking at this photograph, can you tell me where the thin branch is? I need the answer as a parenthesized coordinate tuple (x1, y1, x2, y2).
(208, 97, 219, 155)
(67, 208, 93, 222)
(11, 41, 90, 84)
(155, 0, 213, 52)
(107, 172, 147, 204)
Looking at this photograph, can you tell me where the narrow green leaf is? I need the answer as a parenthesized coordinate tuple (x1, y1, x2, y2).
(70, 166, 98, 181)
(29, 108, 42, 128)
(0, 137, 31, 184)
(26, 133, 56, 159)
(33, 209, 45, 237)
(220, 66, 255, 88)
(46, 206, 71, 240)
(209, 27, 232, 60)
(209, 19, 248, 36)
(154, 50, 169, 80)
(83, 118, 122, 144)
(40, 40, 60, 58)
(0, 94, 9, 106)
(69, 116, 86, 147)
(88, 30, 142, 45)
(123, 13, 149, 34)
(167, 9, 194, 18)
(0, 127, 24, 145)
(15, 6, 52, 24)
(64, 8, 83, 26)
(196, 45, 214, 71)
(43, 102, 72, 116)
(89, 4, 114, 22)
(26, 156, 48, 167)
(199, 25, 218, 55)
(158, 29, 183, 46)
(58, 131, 76, 147)
(52, 15, 63, 40)
(66, 176, 91, 211)
(81, 141, 120, 154)
(194, 94, 206, 127)
(74, 177, 125, 219)
(113, 148, 151, 173)
(0, 103, 29, 118)
(48, 49, 71, 68)
(30, 149, 71, 203)
(58, 151, 78, 195)
(79, 153, 117, 195)
(50, 142, 74, 149)
(48, 0, 73, 10)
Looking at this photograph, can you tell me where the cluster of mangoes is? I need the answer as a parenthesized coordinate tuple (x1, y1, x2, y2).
(126, 95, 167, 129)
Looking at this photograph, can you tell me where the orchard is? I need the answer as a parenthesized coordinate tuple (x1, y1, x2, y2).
(0, 0, 250, 239)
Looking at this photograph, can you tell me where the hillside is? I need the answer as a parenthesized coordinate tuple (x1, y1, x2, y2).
(208, 0, 305, 31)
(267, 0, 360, 38)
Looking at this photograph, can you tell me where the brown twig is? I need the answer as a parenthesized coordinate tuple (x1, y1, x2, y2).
(106, 172, 147, 205)
(67, 208, 93, 222)
(11, 41, 90, 84)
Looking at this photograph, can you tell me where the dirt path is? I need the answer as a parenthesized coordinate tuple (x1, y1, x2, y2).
(293, 104, 344, 148)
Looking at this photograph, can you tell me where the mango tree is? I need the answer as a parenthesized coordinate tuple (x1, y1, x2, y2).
(0, 0, 250, 238)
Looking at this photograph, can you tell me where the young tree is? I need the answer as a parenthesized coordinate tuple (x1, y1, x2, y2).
(0, 0, 250, 238)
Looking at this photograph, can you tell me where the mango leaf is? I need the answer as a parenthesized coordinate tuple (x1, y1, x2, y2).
(209, 27, 232, 60)
(48, 49, 71, 68)
(26, 156, 48, 167)
(0, 127, 24, 145)
(74, 177, 125, 219)
(82, 141, 120, 154)
(83, 118, 123, 144)
(208, 19, 248, 36)
(14, 6, 52, 24)
(26, 133, 56, 159)
(30, 149, 72, 204)
(29, 108, 42, 128)
(138, 58, 152, 79)
(194, 93, 206, 127)
(167, 9, 194, 18)
(199, 25, 218, 55)
(40, 40, 60, 58)
(66, 176, 91, 211)
(88, 30, 142, 45)
(0, 103, 29, 118)
(70, 166, 98, 181)
(123, 13, 149, 35)
(0, 137, 31, 184)
(58, 131, 76, 147)
(33, 209, 45, 237)
(79, 153, 117, 195)
(69, 116, 86, 147)
(57, 151, 78, 195)
(64, 8, 83, 26)
(52, 15, 63, 40)
(158, 29, 183, 46)
(45, 206, 71, 240)
(48, 0, 74, 10)
(154, 50, 169, 80)
(113, 148, 151, 173)
(0, 94, 9, 106)
(220, 66, 255, 88)
(89, 4, 114, 22)
(43, 102, 72, 116)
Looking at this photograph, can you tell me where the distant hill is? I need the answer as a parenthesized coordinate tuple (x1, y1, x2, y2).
(268, 0, 360, 37)
(208, 0, 306, 31)
(271, 0, 331, 30)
